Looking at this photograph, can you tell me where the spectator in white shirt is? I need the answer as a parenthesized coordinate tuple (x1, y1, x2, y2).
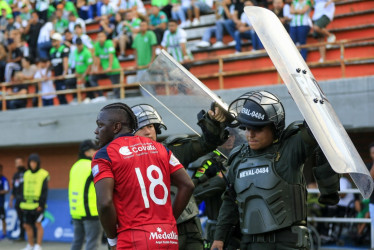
(37, 18, 54, 59)
(68, 12, 86, 34)
(161, 19, 192, 63)
(34, 58, 56, 106)
(312, 0, 336, 62)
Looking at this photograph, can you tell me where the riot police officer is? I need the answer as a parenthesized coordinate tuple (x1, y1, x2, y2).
(211, 91, 340, 250)
(132, 104, 228, 250)
(190, 150, 241, 250)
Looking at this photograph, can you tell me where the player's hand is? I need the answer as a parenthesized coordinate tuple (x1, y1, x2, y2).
(36, 206, 42, 212)
(208, 106, 226, 123)
(211, 240, 224, 250)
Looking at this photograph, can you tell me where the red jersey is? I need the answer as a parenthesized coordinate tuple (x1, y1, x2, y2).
(92, 134, 183, 234)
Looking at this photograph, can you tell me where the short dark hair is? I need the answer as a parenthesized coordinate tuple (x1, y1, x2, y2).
(101, 102, 138, 132)
(168, 19, 178, 24)
(23, 56, 31, 63)
(74, 24, 82, 29)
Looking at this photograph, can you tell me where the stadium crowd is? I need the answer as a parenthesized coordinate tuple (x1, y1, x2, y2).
(0, 0, 337, 110)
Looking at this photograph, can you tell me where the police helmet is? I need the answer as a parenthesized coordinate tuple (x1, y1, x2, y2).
(131, 104, 167, 134)
(228, 91, 285, 138)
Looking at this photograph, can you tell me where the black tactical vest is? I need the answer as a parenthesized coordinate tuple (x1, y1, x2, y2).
(234, 149, 307, 234)
(170, 186, 200, 224)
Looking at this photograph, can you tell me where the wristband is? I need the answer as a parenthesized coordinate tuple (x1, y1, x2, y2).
(107, 237, 117, 246)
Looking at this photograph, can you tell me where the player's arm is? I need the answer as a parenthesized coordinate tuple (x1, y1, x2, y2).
(95, 177, 117, 239)
(170, 168, 194, 219)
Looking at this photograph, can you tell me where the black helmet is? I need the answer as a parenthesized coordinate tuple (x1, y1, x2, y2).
(131, 104, 167, 134)
(228, 91, 285, 138)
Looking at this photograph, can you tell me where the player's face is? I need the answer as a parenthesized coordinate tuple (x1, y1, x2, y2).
(95, 111, 116, 148)
(29, 160, 38, 170)
(245, 125, 274, 150)
(370, 146, 374, 161)
(135, 124, 157, 141)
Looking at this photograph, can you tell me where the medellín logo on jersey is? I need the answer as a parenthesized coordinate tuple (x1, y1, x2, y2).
(119, 146, 132, 156)
(149, 227, 178, 241)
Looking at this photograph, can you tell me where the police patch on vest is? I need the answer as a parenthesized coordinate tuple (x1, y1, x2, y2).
(239, 167, 269, 178)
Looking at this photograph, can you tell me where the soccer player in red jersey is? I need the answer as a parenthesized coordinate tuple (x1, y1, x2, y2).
(91, 103, 194, 249)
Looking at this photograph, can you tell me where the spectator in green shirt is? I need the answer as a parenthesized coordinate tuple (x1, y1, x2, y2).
(53, 8, 69, 34)
(90, 31, 121, 98)
(132, 20, 157, 80)
(58, 0, 78, 20)
(74, 38, 103, 99)
(0, 0, 12, 16)
(151, 0, 173, 20)
(149, 5, 168, 44)
(114, 10, 140, 60)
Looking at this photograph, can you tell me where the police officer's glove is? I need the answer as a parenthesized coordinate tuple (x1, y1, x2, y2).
(319, 192, 340, 206)
(205, 158, 222, 178)
(194, 159, 219, 179)
(313, 163, 341, 206)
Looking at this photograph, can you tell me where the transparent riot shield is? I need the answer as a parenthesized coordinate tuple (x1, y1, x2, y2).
(138, 50, 246, 158)
(244, 6, 373, 198)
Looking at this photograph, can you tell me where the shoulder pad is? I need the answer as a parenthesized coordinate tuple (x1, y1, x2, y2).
(227, 144, 246, 166)
(163, 134, 189, 146)
(280, 121, 303, 140)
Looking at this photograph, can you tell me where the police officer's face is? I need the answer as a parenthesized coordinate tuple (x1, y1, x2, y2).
(245, 125, 274, 150)
(135, 124, 157, 141)
(95, 111, 116, 148)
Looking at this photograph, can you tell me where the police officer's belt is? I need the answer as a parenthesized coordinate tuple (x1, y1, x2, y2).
(247, 227, 299, 243)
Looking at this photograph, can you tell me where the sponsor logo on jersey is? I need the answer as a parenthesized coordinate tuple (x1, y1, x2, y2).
(239, 167, 269, 178)
(120, 143, 158, 157)
(149, 227, 178, 241)
(119, 146, 132, 156)
(131, 143, 157, 153)
(92, 164, 99, 177)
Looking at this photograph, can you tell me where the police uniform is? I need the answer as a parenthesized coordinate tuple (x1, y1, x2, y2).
(190, 151, 241, 250)
(213, 91, 340, 250)
(69, 141, 102, 250)
(132, 104, 228, 250)
(49, 44, 70, 104)
(20, 154, 49, 226)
